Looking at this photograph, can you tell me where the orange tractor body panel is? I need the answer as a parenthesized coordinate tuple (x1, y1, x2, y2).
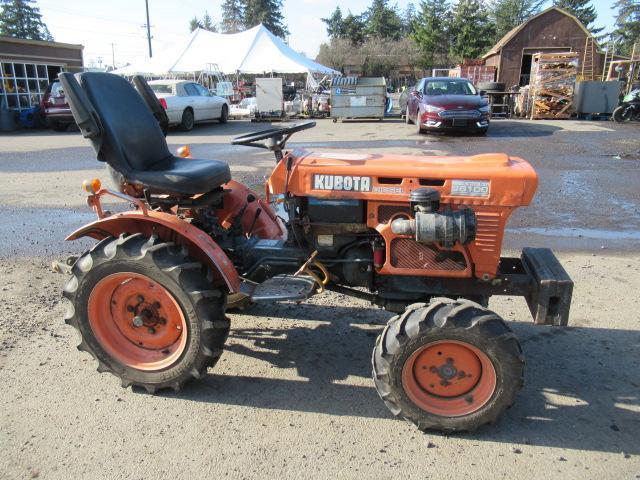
(268, 150, 538, 279)
(66, 209, 241, 293)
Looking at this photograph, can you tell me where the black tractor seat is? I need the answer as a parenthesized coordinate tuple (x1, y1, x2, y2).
(59, 72, 231, 196)
(126, 156, 231, 196)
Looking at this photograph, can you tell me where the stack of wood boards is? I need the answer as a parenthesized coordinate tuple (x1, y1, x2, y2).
(529, 52, 578, 119)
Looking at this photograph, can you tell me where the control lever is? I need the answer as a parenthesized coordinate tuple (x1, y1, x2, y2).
(246, 208, 262, 238)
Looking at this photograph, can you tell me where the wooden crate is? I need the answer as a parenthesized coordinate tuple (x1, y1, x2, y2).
(529, 52, 578, 120)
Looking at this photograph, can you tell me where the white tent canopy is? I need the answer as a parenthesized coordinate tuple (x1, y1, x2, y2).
(114, 25, 339, 76)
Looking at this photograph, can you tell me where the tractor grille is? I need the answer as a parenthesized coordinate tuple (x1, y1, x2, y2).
(438, 109, 481, 119)
(390, 238, 467, 271)
(378, 205, 411, 223)
(474, 212, 501, 254)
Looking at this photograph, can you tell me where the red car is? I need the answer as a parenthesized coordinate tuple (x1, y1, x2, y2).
(41, 80, 75, 131)
(405, 77, 490, 135)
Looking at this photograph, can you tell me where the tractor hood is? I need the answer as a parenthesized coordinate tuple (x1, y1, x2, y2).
(267, 149, 538, 207)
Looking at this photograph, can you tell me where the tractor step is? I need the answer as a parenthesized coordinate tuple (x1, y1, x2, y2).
(242, 275, 317, 302)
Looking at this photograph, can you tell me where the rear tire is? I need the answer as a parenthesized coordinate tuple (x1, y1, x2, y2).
(612, 106, 631, 123)
(372, 298, 524, 432)
(180, 108, 195, 131)
(63, 234, 229, 393)
(219, 104, 229, 124)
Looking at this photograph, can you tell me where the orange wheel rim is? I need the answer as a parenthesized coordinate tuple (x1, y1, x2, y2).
(87, 272, 187, 371)
(402, 340, 496, 417)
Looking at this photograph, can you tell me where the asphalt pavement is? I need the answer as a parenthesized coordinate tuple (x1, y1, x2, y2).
(0, 118, 638, 479)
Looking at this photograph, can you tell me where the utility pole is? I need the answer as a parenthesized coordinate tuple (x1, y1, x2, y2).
(145, 0, 153, 58)
(110, 43, 116, 69)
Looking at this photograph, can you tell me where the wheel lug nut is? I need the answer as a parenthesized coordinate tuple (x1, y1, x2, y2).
(132, 316, 144, 327)
(159, 318, 166, 325)
(137, 295, 145, 303)
(127, 305, 135, 313)
(148, 327, 156, 334)
(153, 301, 161, 309)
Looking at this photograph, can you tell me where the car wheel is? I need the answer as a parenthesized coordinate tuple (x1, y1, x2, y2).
(405, 109, 413, 125)
(219, 104, 229, 124)
(51, 121, 68, 132)
(180, 108, 194, 131)
(416, 110, 425, 134)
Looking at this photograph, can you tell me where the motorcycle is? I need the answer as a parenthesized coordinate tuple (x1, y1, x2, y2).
(612, 88, 640, 122)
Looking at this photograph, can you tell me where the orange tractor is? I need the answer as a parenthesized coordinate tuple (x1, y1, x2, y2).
(57, 73, 572, 432)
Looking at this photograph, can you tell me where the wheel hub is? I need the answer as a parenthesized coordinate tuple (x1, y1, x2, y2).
(402, 340, 496, 417)
(88, 272, 187, 370)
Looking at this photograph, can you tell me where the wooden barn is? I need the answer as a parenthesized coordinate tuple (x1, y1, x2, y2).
(483, 7, 605, 88)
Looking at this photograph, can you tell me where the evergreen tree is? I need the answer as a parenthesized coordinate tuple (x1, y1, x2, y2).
(412, 0, 451, 68)
(610, 0, 640, 57)
(189, 16, 202, 32)
(221, 0, 245, 33)
(364, 0, 403, 40)
(342, 12, 366, 45)
(403, 2, 417, 35)
(244, 0, 289, 38)
(322, 6, 345, 38)
(490, 0, 545, 41)
(189, 11, 217, 33)
(201, 11, 217, 32)
(0, 0, 53, 41)
(448, 0, 495, 61)
(553, 0, 602, 33)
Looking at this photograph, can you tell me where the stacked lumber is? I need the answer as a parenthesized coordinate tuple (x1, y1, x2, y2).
(529, 52, 578, 120)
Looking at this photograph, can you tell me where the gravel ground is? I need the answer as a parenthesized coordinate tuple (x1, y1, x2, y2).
(0, 119, 639, 479)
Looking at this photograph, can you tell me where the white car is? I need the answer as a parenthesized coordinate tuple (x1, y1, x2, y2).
(230, 97, 257, 119)
(148, 79, 229, 131)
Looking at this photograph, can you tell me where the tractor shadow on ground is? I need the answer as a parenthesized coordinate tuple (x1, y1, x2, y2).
(176, 302, 640, 454)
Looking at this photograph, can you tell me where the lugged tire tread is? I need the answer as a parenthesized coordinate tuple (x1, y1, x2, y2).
(62, 234, 229, 393)
(371, 298, 525, 433)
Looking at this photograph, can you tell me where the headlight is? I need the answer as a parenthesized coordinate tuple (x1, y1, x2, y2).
(425, 105, 444, 113)
(478, 105, 490, 113)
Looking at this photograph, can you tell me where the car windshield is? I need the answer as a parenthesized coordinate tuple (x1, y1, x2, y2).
(424, 80, 477, 96)
(150, 84, 173, 94)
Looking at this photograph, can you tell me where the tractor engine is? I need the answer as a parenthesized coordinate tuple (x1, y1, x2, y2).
(266, 150, 538, 283)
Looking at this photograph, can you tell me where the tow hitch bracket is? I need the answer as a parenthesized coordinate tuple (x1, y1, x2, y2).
(521, 247, 573, 326)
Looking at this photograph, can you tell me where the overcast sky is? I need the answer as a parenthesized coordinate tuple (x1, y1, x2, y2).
(35, 0, 618, 68)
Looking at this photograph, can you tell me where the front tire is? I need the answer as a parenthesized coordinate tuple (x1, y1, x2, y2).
(405, 109, 413, 125)
(180, 108, 195, 131)
(219, 104, 229, 124)
(372, 299, 524, 432)
(415, 110, 425, 134)
(63, 234, 229, 393)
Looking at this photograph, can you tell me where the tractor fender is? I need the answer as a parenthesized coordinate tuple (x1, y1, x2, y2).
(215, 180, 285, 240)
(66, 210, 240, 293)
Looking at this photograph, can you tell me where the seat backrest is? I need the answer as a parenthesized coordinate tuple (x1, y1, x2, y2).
(132, 75, 169, 136)
(72, 72, 171, 174)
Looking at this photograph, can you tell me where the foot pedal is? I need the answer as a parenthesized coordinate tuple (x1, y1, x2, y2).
(243, 275, 317, 302)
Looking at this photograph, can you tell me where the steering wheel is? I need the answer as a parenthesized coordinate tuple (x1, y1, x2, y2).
(231, 121, 316, 151)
